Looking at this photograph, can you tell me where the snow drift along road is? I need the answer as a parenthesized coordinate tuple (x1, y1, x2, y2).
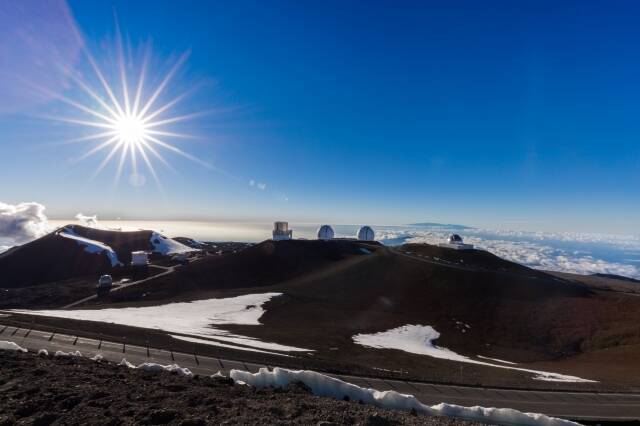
(230, 367, 580, 426)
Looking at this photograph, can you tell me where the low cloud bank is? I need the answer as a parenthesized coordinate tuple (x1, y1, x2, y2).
(377, 227, 640, 279)
(0, 202, 51, 250)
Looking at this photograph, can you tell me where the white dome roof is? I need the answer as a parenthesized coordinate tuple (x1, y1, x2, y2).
(317, 225, 335, 240)
(357, 226, 375, 241)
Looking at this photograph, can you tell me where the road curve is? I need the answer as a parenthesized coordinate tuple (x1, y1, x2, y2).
(62, 264, 177, 309)
(1, 323, 639, 422)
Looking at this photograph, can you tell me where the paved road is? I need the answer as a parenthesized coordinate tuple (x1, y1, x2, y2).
(61, 257, 202, 309)
(390, 247, 476, 272)
(1, 323, 639, 422)
(62, 264, 175, 309)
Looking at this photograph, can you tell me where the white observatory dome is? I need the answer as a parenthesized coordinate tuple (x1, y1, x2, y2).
(317, 225, 335, 240)
(448, 234, 463, 244)
(357, 226, 375, 241)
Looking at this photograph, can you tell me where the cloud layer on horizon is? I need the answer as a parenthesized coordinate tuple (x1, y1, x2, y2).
(376, 227, 640, 279)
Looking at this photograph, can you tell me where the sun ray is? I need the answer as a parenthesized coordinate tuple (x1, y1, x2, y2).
(92, 140, 124, 179)
(115, 21, 131, 116)
(136, 142, 163, 190)
(75, 135, 119, 162)
(48, 131, 119, 147)
(84, 50, 126, 118)
(139, 139, 175, 172)
(136, 51, 190, 119)
(45, 116, 116, 129)
(114, 143, 129, 187)
(144, 134, 211, 168)
(130, 139, 138, 174)
(132, 46, 150, 117)
(140, 84, 200, 123)
(62, 67, 121, 120)
(29, 82, 117, 124)
(144, 129, 197, 139)
(143, 109, 214, 128)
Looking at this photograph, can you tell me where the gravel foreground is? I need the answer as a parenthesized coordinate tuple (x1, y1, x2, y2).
(0, 351, 478, 425)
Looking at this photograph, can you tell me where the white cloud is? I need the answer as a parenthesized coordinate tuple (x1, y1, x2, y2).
(0, 201, 51, 247)
(75, 213, 100, 228)
(249, 179, 255, 186)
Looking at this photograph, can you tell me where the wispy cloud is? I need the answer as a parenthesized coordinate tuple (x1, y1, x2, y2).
(249, 179, 267, 190)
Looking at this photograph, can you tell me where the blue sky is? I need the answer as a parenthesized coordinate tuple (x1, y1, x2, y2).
(0, 0, 638, 233)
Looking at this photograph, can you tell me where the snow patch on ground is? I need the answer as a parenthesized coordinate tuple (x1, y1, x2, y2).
(150, 231, 196, 255)
(58, 226, 122, 267)
(171, 335, 294, 357)
(37, 349, 49, 357)
(13, 293, 312, 354)
(231, 367, 579, 426)
(353, 325, 595, 383)
(54, 350, 82, 357)
(477, 355, 517, 365)
(117, 358, 193, 377)
(0, 341, 27, 352)
(119, 358, 136, 369)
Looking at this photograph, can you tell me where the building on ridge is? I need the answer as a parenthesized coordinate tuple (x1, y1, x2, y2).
(272, 221, 293, 240)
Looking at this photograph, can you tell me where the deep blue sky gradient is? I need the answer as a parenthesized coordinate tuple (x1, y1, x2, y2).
(0, 1, 638, 232)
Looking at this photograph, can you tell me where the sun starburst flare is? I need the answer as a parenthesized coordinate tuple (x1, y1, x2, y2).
(42, 31, 211, 190)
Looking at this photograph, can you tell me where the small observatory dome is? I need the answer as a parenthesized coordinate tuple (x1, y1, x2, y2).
(317, 225, 335, 240)
(357, 226, 375, 241)
(448, 234, 463, 244)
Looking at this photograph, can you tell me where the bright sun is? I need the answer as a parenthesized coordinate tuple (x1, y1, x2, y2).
(45, 30, 211, 189)
(114, 115, 147, 146)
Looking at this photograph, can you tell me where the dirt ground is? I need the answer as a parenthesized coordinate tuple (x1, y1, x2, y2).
(0, 350, 477, 426)
(4, 239, 640, 392)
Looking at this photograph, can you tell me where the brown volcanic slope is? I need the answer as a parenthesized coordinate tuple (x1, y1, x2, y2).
(0, 225, 165, 288)
(243, 244, 595, 360)
(104, 239, 381, 303)
(11, 238, 640, 388)
(0, 231, 112, 288)
(67, 225, 157, 264)
(98, 240, 640, 387)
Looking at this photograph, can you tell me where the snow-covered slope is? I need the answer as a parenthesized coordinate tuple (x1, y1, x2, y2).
(150, 231, 196, 255)
(12, 293, 311, 354)
(58, 226, 122, 267)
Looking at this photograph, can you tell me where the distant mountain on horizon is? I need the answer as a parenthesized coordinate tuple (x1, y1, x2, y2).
(407, 222, 473, 230)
